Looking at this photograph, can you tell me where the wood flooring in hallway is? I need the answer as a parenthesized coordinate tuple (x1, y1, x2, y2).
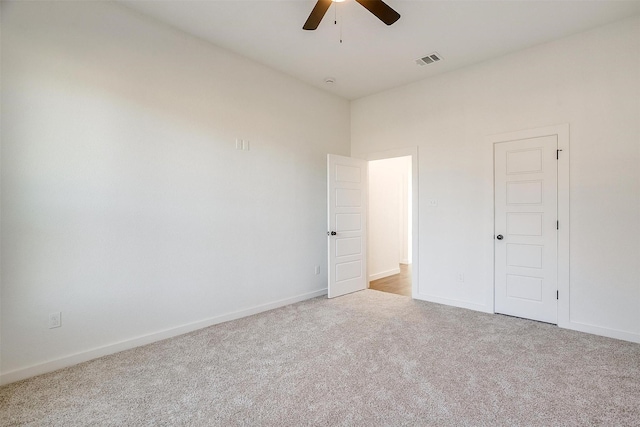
(368, 264, 412, 297)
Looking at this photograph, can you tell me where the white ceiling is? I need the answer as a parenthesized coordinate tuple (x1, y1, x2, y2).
(120, 0, 640, 100)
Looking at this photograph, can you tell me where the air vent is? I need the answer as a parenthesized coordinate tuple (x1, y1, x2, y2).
(415, 52, 442, 66)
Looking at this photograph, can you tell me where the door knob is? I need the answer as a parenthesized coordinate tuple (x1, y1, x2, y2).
(327, 231, 337, 236)
(496, 234, 504, 240)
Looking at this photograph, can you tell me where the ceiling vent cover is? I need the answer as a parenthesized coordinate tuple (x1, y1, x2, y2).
(416, 52, 442, 66)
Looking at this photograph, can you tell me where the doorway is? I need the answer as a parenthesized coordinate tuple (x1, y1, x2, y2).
(367, 156, 412, 297)
(326, 148, 419, 300)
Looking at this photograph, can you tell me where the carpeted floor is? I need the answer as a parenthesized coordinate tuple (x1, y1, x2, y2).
(1, 290, 639, 426)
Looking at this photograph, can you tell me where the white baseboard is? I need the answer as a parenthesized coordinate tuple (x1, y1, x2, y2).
(0, 288, 327, 386)
(369, 268, 401, 282)
(400, 259, 411, 265)
(414, 293, 492, 314)
(415, 293, 640, 344)
(561, 320, 640, 344)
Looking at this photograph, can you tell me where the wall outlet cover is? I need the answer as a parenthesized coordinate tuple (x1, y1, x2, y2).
(49, 312, 62, 329)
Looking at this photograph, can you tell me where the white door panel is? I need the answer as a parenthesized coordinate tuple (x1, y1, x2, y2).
(495, 136, 558, 323)
(506, 244, 543, 269)
(507, 213, 543, 236)
(328, 154, 367, 298)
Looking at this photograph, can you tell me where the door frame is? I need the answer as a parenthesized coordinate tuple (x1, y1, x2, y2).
(487, 124, 569, 327)
(360, 147, 419, 299)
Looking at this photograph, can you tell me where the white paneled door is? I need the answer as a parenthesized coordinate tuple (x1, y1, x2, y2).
(327, 154, 367, 298)
(495, 136, 558, 324)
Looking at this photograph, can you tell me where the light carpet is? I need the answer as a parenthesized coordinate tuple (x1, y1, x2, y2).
(1, 290, 639, 426)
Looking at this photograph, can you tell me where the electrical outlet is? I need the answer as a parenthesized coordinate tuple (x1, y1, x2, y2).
(314, 265, 320, 275)
(235, 138, 242, 150)
(457, 273, 464, 283)
(49, 312, 62, 329)
(243, 140, 250, 151)
(427, 199, 438, 207)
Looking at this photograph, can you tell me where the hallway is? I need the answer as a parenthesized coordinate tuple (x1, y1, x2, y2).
(369, 264, 411, 297)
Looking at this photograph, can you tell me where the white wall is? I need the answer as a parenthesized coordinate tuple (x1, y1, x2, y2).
(352, 17, 640, 342)
(0, 1, 350, 382)
(368, 156, 411, 281)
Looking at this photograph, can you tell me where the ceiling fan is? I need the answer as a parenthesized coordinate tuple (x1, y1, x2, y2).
(303, 0, 401, 30)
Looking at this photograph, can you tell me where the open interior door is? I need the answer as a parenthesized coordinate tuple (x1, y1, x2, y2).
(327, 154, 368, 298)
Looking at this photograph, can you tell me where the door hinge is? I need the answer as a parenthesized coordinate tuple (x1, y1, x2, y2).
(557, 290, 559, 300)
(557, 149, 563, 160)
(557, 220, 559, 230)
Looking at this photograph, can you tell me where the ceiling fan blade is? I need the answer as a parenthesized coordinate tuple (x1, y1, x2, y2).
(303, 0, 333, 30)
(355, 0, 401, 25)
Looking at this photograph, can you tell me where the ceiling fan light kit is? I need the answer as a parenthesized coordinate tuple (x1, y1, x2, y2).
(303, 0, 401, 31)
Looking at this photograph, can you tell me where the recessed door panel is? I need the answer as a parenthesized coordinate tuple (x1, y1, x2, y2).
(335, 260, 362, 282)
(335, 213, 361, 232)
(507, 213, 543, 236)
(507, 181, 543, 205)
(336, 188, 361, 207)
(507, 244, 543, 269)
(336, 237, 362, 257)
(335, 165, 361, 183)
(507, 149, 543, 174)
(507, 275, 543, 301)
